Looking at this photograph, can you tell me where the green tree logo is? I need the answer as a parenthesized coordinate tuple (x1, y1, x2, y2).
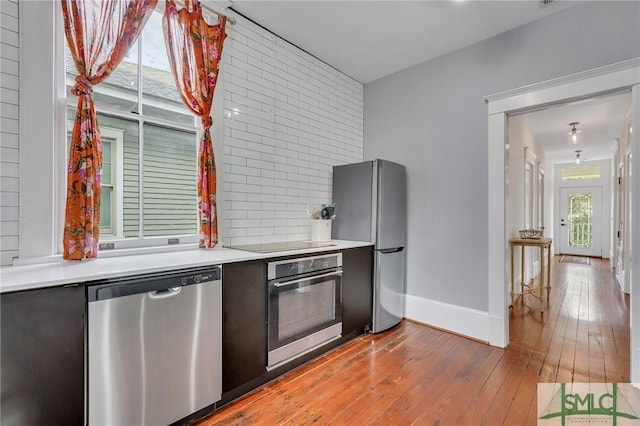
(539, 383, 639, 425)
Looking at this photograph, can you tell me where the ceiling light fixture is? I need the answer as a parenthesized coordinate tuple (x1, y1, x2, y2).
(575, 149, 582, 165)
(567, 122, 581, 144)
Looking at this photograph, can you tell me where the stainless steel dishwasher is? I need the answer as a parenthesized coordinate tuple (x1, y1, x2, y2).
(87, 266, 222, 426)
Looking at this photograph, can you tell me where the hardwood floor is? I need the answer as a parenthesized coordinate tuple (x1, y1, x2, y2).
(199, 256, 630, 425)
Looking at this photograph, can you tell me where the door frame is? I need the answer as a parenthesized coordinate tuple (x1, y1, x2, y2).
(623, 151, 632, 294)
(485, 58, 640, 383)
(558, 185, 602, 257)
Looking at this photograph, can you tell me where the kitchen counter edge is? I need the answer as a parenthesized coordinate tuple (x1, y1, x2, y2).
(0, 240, 373, 293)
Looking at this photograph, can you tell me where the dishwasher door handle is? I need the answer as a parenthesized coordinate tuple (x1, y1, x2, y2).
(147, 287, 182, 300)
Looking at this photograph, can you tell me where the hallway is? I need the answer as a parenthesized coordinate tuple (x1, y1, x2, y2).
(200, 256, 631, 425)
(509, 256, 630, 384)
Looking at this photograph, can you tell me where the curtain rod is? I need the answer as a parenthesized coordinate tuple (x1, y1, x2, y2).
(199, 2, 237, 25)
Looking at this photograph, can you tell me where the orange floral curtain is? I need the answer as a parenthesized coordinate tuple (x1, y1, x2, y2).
(62, 0, 157, 260)
(163, 0, 227, 248)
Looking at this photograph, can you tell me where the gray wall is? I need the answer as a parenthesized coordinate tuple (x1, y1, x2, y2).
(364, 1, 640, 311)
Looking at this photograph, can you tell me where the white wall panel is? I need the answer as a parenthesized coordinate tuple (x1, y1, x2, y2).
(220, 15, 364, 246)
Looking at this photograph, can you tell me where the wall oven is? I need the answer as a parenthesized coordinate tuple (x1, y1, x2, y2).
(267, 253, 343, 370)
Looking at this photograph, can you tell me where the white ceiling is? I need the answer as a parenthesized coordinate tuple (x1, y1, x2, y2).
(229, 0, 577, 84)
(518, 92, 631, 164)
(226, 0, 628, 163)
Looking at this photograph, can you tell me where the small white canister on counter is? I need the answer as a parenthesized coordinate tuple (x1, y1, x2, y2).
(311, 219, 332, 242)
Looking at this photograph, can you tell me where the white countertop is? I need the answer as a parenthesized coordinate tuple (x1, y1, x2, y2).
(0, 240, 373, 293)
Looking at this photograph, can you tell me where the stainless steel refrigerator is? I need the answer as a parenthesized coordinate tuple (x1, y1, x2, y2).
(332, 159, 406, 333)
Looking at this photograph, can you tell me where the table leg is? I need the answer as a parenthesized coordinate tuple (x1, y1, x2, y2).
(510, 243, 515, 305)
(540, 245, 545, 313)
(546, 243, 551, 301)
(520, 245, 525, 295)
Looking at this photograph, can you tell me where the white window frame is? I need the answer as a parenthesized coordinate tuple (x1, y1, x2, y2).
(60, 6, 202, 252)
(537, 162, 545, 232)
(66, 121, 124, 239)
(523, 147, 537, 230)
(18, 1, 218, 263)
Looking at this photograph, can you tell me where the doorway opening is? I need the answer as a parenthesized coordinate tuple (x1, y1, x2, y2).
(565, 191, 594, 249)
(485, 58, 639, 383)
(559, 186, 602, 257)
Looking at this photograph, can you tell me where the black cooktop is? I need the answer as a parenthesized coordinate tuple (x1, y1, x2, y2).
(225, 240, 336, 253)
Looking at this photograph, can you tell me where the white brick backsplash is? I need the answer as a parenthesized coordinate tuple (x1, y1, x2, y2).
(230, 183, 261, 194)
(1, 87, 18, 105)
(0, 206, 18, 221)
(248, 210, 275, 219)
(230, 164, 261, 177)
(225, 136, 248, 149)
(224, 210, 247, 219)
(247, 193, 275, 203)
(231, 147, 260, 161)
(261, 185, 287, 195)
(224, 191, 248, 202)
(1, 0, 19, 265)
(225, 173, 247, 184)
(246, 158, 275, 171)
(225, 228, 247, 238)
(0, 176, 18, 192)
(0, 147, 18, 163)
(247, 227, 274, 236)
(231, 201, 262, 211)
(225, 154, 246, 166)
(0, 220, 18, 236)
(231, 219, 262, 228)
(247, 176, 274, 186)
(0, 101, 18, 118)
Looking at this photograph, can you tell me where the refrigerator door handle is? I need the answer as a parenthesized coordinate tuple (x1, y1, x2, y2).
(376, 247, 404, 254)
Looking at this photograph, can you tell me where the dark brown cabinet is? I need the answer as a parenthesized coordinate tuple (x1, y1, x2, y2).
(1, 284, 85, 426)
(341, 246, 373, 337)
(0, 246, 373, 423)
(221, 260, 267, 397)
(220, 248, 373, 405)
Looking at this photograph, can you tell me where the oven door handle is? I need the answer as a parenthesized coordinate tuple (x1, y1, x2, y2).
(272, 271, 342, 288)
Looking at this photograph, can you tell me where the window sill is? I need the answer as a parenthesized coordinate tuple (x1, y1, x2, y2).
(12, 242, 202, 267)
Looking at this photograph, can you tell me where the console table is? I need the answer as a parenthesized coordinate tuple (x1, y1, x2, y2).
(509, 237, 552, 312)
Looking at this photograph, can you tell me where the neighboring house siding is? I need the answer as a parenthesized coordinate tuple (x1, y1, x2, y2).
(221, 15, 364, 245)
(1, 0, 19, 266)
(142, 123, 197, 236)
(97, 115, 198, 238)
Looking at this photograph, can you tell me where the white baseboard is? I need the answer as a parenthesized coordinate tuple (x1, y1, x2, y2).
(633, 347, 640, 384)
(616, 272, 625, 292)
(405, 294, 491, 344)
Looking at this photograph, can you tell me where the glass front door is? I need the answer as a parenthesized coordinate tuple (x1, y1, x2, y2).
(559, 186, 602, 257)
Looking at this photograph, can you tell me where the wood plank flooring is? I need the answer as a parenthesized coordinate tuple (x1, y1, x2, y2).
(198, 256, 630, 425)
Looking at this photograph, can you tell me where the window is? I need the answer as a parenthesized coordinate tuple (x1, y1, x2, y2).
(561, 165, 601, 181)
(67, 124, 124, 238)
(101, 139, 115, 235)
(537, 164, 544, 231)
(567, 193, 594, 248)
(63, 6, 201, 250)
(524, 160, 535, 229)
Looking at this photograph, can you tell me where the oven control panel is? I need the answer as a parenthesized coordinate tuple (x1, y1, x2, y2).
(268, 253, 342, 280)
